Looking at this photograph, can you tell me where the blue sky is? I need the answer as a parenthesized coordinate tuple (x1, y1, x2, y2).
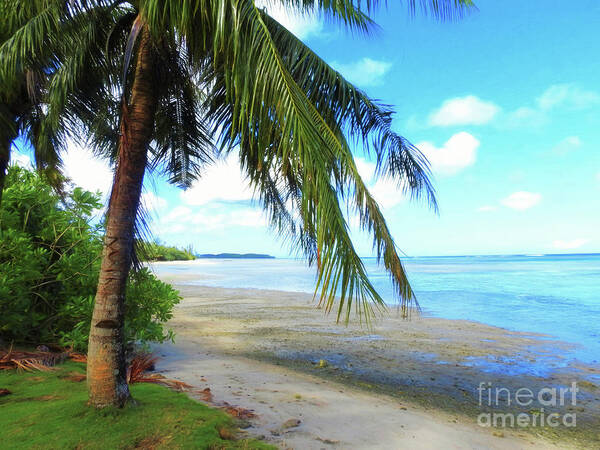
(13, 0, 600, 256)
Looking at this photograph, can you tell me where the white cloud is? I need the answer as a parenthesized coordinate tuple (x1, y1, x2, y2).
(62, 143, 113, 195)
(190, 208, 266, 230)
(161, 204, 267, 232)
(180, 153, 253, 206)
(162, 223, 187, 234)
(477, 205, 497, 212)
(355, 157, 376, 182)
(354, 157, 405, 208)
(141, 191, 167, 213)
(552, 239, 589, 250)
(370, 178, 407, 209)
(428, 96, 500, 127)
(23, 144, 170, 214)
(331, 58, 392, 87)
(503, 84, 599, 129)
(425, 85, 600, 131)
(552, 136, 582, 155)
(11, 152, 32, 168)
(417, 132, 479, 176)
(504, 106, 548, 129)
(162, 206, 192, 223)
(537, 84, 600, 111)
(501, 191, 542, 210)
(257, 1, 322, 40)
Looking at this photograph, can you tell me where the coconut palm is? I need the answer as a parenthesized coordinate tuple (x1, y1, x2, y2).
(2, 0, 474, 407)
(0, 1, 121, 202)
(0, 1, 62, 204)
(2, 0, 214, 406)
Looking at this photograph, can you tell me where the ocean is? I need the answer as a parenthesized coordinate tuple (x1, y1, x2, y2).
(153, 254, 600, 366)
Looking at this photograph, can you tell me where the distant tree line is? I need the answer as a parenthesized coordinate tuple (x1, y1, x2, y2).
(140, 241, 196, 262)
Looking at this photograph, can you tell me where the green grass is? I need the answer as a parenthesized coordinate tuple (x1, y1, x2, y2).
(0, 362, 272, 449)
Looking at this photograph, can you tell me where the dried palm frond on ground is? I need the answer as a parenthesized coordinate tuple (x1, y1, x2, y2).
(127, 353, 159, 384)
(67, 352, 87, 363)
(0, 348, 68, 371)
(198, 387, 213, 402)
(126, 354, 256, 419)
(221, 403, 257, 419)
(2, 349, 258, 420)
(127, 354, 200, 392)
(0, 347, 89, 372)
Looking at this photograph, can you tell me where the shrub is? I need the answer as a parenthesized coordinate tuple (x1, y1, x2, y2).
(0, 166, 180, 351)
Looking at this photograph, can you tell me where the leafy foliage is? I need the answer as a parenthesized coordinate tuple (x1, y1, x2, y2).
(0, 166, 180, 350)
(139, 241, 195, 261)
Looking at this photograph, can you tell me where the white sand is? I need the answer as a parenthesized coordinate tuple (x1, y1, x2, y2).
(150, 281, 585, 449)
(156, 340, 573, 449)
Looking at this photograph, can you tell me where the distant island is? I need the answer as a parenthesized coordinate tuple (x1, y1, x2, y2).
(197, 253, 275, 259)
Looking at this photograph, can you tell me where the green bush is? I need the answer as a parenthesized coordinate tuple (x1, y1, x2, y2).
(139, 240, 196, 261)
(0, 166, 180, 351)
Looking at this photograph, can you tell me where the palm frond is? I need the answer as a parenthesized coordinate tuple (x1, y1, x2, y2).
(148, 35, 214, 188)
(405, 0, 476, 20)
(195, 0, 430, 322)
(261, 11, 437, 210)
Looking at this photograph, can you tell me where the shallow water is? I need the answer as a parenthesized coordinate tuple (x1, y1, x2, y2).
(152, 254, 600, 365)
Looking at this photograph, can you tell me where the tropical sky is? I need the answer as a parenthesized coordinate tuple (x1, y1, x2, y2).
(14, 0, 600, 257)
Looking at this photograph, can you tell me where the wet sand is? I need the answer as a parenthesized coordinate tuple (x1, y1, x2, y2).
(153, 271, 600, 449)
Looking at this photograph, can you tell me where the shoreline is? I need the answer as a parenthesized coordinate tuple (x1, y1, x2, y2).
(148, 260, 600, 367)
(153, 271, 600, 448)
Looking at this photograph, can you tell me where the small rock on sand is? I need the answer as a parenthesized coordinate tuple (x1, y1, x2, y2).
(281, 418, 301, 429)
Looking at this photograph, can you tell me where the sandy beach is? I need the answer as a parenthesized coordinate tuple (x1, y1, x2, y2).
(152, 269, 600, 449)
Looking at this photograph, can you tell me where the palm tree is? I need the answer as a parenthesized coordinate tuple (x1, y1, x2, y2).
(0, 1, 61, 204)
(0, 1, 117, 203)
(2, 0, 212, 407)
(4, 0, 474, 408)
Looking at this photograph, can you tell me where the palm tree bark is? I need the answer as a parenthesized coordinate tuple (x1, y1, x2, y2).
(87, 25, 157, 408)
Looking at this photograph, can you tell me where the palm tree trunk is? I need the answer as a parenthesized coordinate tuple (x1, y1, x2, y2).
(87, 25, 157, 408)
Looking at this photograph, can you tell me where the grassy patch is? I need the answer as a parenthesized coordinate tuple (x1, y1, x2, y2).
(0, 362, 271, 449)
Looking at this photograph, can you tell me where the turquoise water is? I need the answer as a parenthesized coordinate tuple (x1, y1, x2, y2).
(153, 254, 600, 365)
